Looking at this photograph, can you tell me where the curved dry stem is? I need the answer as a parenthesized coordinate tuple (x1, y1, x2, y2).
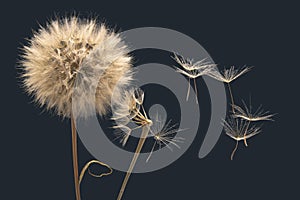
(79, 160, 113, 184)
(71, 115, 81, 200)
(231, 140, 239, 161)
(117, 125, 151, 200)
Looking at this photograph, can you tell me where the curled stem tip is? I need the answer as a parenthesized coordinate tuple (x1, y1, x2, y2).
(79, 160, 113, 184)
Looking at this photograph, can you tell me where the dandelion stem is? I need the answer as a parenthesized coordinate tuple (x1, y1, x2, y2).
(117, 125, 150, 200)
(71, 115, 81, 200)
(243, 121, 251, 147)
(194, 78, 198, 104)
(231, 140, 239, 160)
(227, 83, 235, 113)
(186, 77, 191, 101)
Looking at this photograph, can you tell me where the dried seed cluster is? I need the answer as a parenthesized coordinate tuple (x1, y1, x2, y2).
(21, 17, 133, 118)
(112, 88, 152, 146)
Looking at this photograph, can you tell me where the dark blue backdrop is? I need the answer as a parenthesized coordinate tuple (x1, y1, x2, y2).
(2, 1, 298, 199)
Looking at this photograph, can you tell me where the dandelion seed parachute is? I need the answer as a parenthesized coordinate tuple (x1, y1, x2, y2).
(172, 53, 216, 103)
(232, 102, 274, 122)
(230, 100, 274, 146)
(208, 66, 252, 83)
(146, 114, 185, 162)
(206, 65, 252, 113)
(223, 117, 262, 160)
(223, 117, 262, 141)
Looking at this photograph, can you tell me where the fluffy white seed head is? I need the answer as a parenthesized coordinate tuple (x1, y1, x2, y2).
(21, 17, 133, 118)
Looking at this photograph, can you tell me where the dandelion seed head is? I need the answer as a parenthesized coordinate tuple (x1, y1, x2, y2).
(112, 88, 152, 146)
(21, 16, 132, 118)
(112, 88, 143, 120)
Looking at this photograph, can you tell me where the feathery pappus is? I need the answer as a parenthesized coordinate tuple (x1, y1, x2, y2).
(172, 53, 216, 104)
(21, 16, 133, 118)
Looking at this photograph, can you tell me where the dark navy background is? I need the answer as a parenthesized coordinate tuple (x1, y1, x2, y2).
(2, 1, 298, 199)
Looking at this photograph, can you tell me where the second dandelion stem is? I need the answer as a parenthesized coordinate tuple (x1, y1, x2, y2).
(117, 125, 150, 200)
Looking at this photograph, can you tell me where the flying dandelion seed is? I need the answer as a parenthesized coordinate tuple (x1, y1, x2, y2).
(232, 101, 274, 122)
(223, 117, 261, 160)
(20, 16, 133, 200)
(209, 66, 252, 84)
(208, 66, 252, 113)
(172, 53, 216, 104)
(146, 114, 185, 163)
(231, 100, 274, 146)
